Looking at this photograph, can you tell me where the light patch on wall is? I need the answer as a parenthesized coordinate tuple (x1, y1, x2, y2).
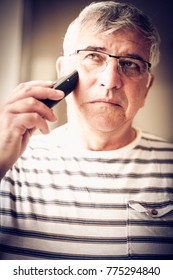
(30, 56, 57, 81)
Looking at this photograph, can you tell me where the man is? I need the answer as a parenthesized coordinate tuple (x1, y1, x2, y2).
(0, 1, 173, 260)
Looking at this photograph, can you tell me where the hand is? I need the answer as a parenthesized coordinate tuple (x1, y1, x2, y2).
(0, 80, 64, 178)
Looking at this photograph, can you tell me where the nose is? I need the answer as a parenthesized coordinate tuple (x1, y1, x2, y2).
(99, 59, 123, 90)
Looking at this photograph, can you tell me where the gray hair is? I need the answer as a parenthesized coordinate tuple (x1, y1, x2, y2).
(63, 1, 160, 67)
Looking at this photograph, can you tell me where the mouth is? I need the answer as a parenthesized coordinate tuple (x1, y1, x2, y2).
(90, 99, 122, 107)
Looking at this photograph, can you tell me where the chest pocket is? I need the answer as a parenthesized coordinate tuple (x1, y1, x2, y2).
(127, 200, 173, 259)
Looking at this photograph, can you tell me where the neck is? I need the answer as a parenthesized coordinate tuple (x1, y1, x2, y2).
(67, 120, 136, 151)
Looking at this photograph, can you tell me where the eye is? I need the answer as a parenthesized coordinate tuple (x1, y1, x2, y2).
(119, 58, 142, 76)
(83, 51, 105, 64)
(120, 59, 140, 70)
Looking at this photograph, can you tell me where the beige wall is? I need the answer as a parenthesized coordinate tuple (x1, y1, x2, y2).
(0, 0, 23, 99)
(0, 0, 172, 141)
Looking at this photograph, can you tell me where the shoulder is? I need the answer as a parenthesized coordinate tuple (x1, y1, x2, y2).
(136, 130, 173, 155)
(140, 131, 173, 148)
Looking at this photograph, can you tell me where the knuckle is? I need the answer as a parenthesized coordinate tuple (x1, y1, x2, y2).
(26, 97, 38, 107)
(17, 82, 28, 90)
(18, 83, 33, 95)
(25, 112, 38, 124)
(32, 112, 41, 122)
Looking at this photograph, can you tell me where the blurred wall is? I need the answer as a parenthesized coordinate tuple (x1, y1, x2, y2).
(0, 0, 173, 140)
(0, 0, 23, 99)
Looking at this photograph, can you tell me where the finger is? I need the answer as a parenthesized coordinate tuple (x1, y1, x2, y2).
(8, 83, 64, 104)
(13, 80, 54, 93)
(15, 112, 50, 135)
(8, 97, 58, 122)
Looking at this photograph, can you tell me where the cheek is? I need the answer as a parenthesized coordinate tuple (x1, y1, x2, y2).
(66, 82, 87, 111)
(68, 71, 96, 105)
(133, 90, 147, 107)
(125, 82, 149, 115)
(136, 83, 149, 108)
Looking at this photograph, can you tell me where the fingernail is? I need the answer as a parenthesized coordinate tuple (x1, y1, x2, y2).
(56, 90, 65, 98)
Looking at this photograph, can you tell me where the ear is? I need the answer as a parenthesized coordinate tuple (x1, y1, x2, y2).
(146, 73, 154, 90)
(141, 73, 154, 108)
(144, 73, 154, 99)
(56, 56, 67, 78)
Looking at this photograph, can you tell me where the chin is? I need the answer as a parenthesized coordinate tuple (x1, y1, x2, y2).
(90, 119, 121, 133)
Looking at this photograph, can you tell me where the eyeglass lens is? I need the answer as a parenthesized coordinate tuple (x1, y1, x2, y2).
(77, 50, 149, 77)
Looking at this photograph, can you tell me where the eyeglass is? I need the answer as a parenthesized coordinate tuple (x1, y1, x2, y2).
(71, 49, 151, 77)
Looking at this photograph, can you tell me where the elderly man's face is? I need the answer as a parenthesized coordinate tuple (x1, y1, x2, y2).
(58, 28, 153, 133)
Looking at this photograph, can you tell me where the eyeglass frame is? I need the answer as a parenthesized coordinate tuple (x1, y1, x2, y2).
(70, 48, 152, 77)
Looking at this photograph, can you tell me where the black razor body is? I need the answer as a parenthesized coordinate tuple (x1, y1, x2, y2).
(41, 70, 78, 108)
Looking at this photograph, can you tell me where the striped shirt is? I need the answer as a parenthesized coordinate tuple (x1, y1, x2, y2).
(0, 124, 173, 260)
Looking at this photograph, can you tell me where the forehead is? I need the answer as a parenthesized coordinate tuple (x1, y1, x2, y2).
(74, 28, 150, 59)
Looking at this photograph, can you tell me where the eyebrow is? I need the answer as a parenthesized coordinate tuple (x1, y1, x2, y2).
(82, 46, 146, 62)
(83, 46, 107, 52)
(125, 53, 146, 62)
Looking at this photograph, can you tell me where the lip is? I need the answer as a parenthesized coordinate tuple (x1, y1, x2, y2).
(90, 99, 122, 106)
